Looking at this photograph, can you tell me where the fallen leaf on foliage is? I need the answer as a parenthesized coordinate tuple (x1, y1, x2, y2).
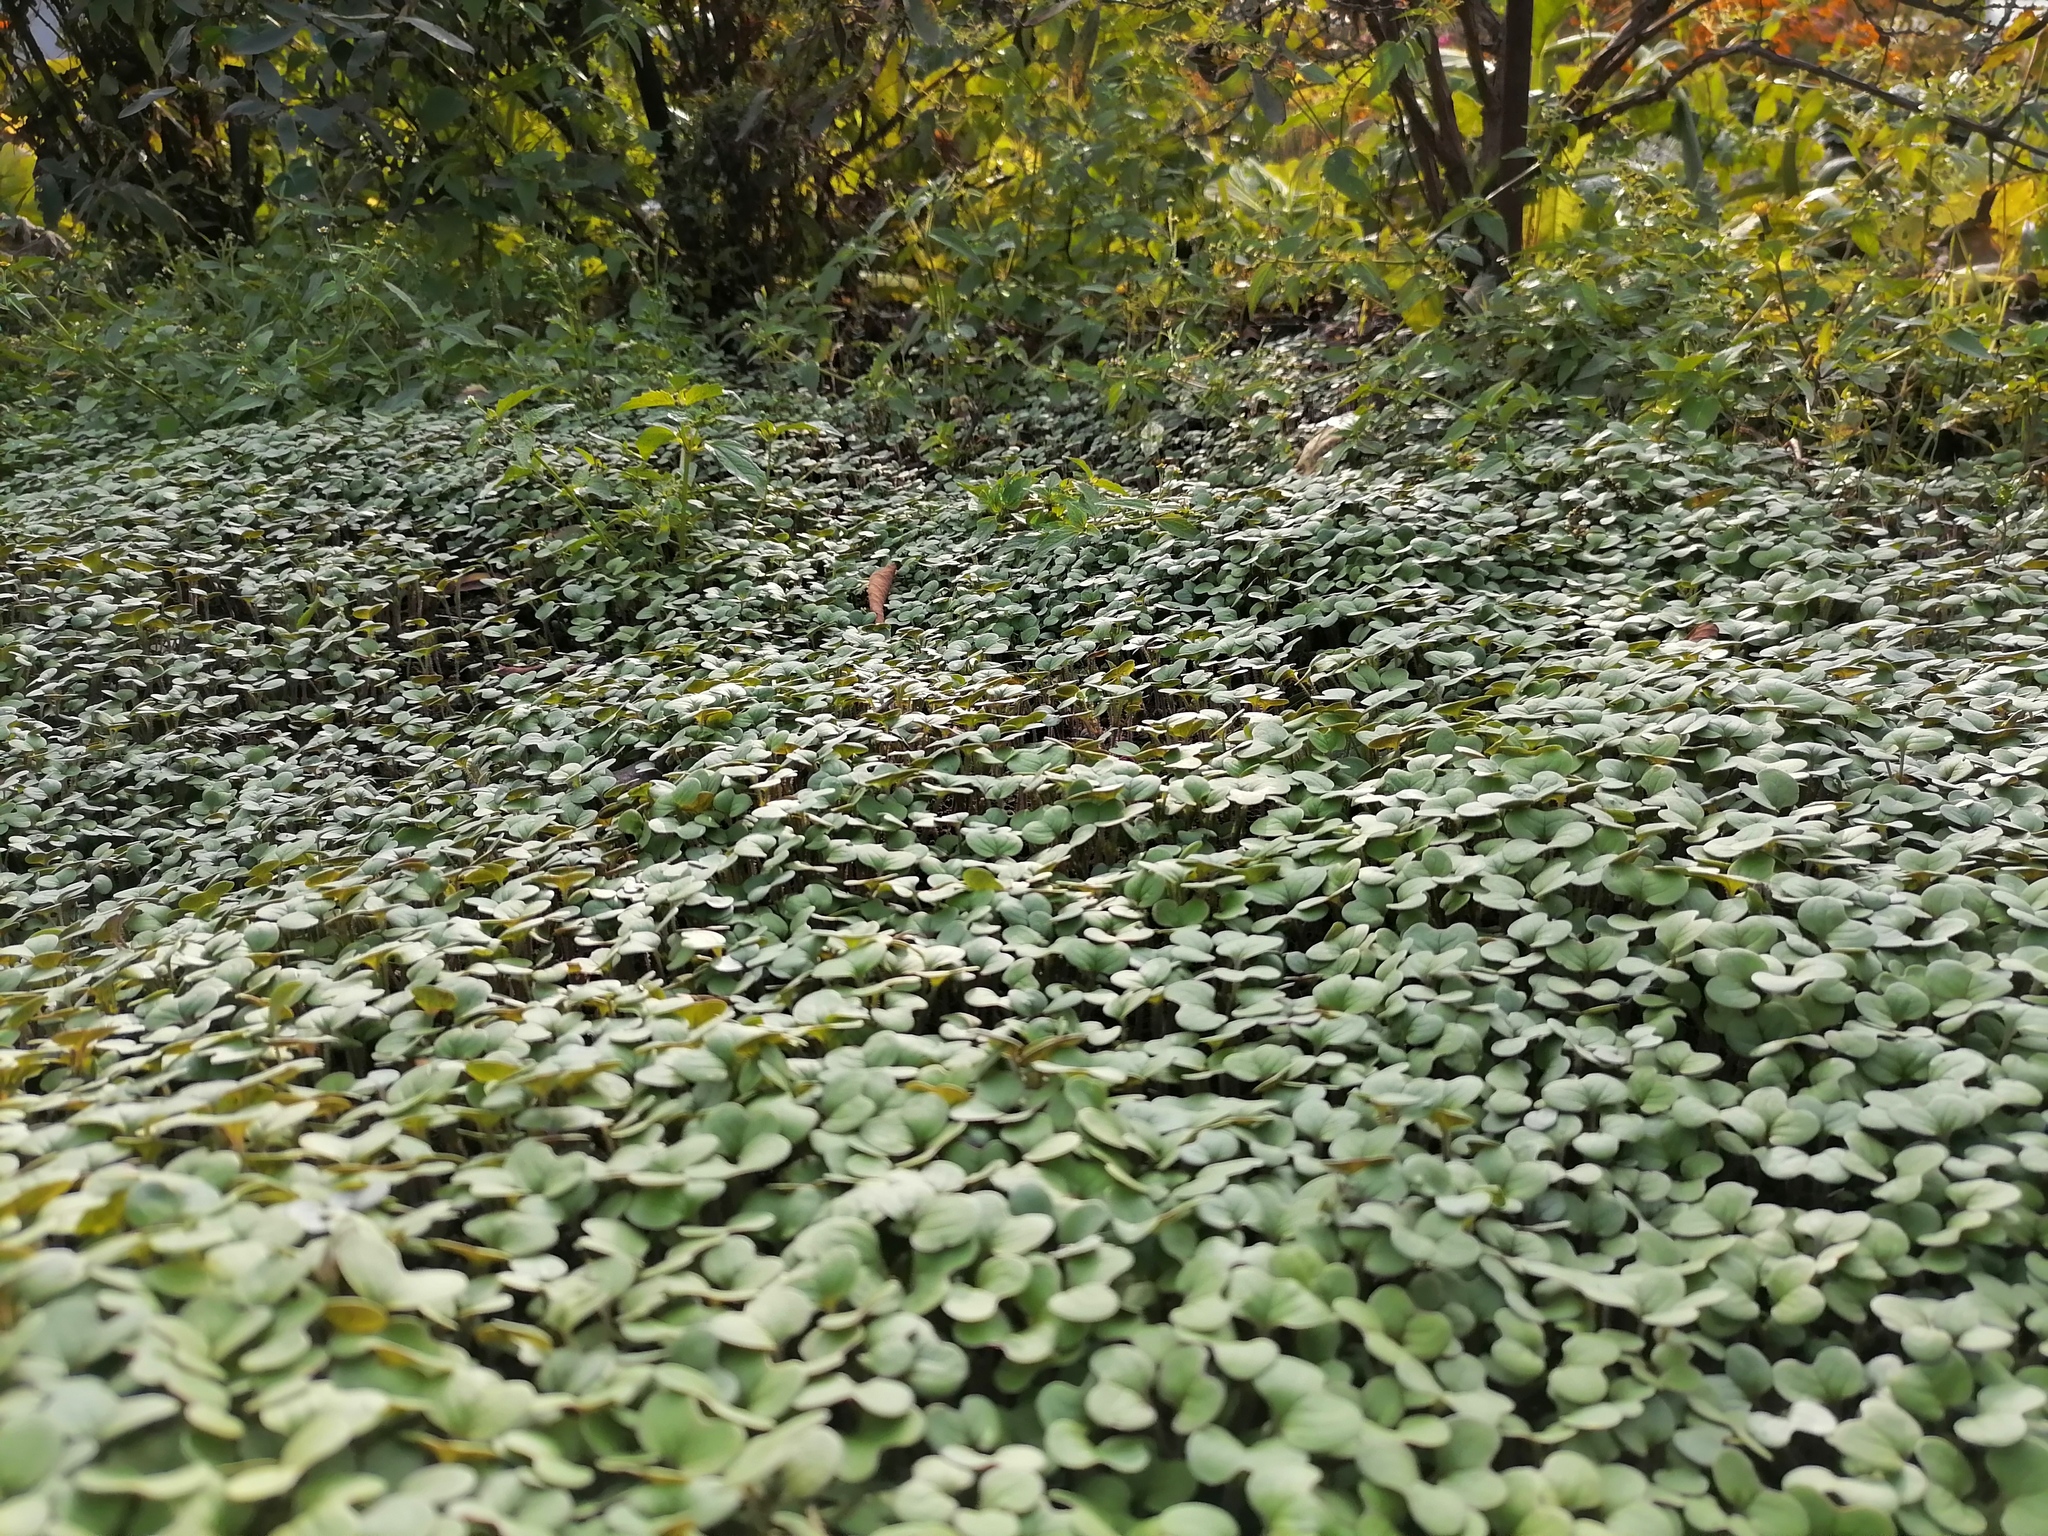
(869, 562, 899, 624)
(1295, 427, 1345, 474)
(1687, 622, 1721, 640)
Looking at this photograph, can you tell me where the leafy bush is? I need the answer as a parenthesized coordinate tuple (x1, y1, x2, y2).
(0, 220, 696, 436)
(1353, 176, 2048, 469)
(5, 335, 2048, 1536)
(14, 0, 2043, 361)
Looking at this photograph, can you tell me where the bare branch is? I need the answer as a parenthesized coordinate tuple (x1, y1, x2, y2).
(1417, 36, 1477, 197)
(1389, 72, 1454, 218)
(1565, 0, 1722, 112)
(1456, 0, 1497, 126)
(1569, 43, 1754, 133)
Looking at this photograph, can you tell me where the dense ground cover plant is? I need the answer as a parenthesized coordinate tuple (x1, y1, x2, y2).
(6, 7, 2048, 1528)
(6, 325, 2048, 1536)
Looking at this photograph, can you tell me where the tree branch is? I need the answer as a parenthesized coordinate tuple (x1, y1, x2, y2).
(1388, 72, 1453, 219)
(1722, 42, 2048, 166)
(1571, 39, 2048, 170)
(1457, 0, 1497, 130)
(1416, 37, 1476, 198)
(1565, 0, 1720, 113)
(1569, 43, 1752, 133)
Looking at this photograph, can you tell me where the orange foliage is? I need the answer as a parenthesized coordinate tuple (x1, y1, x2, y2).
(1584, 0, 1993, 82)
(1584, 0, 1923, 63)
(1686, 0, 1884, 53)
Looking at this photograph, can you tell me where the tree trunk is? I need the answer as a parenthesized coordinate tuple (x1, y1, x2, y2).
(631, 32, 674, 159)
(1490, 0, 1534, 262)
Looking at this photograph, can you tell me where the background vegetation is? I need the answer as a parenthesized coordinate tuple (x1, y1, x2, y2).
(8, 5, 2048, 1536)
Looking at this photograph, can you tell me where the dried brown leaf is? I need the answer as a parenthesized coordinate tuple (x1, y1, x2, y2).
(869, 562, 899, 624)
(1295, 427, 1346, 474)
